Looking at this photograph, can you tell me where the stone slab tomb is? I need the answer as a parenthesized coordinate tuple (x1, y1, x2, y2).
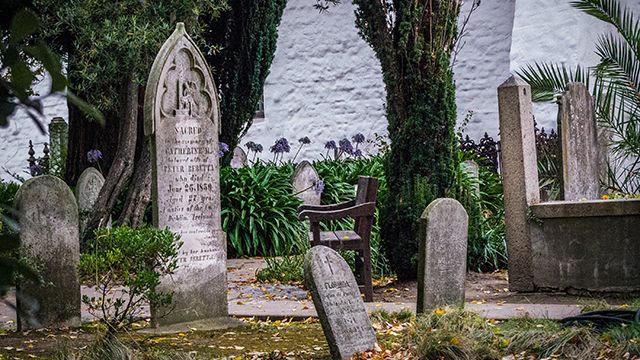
(304, 246, 377, 360)
(14, 175, 80, 330)
(417, 198, 468, 313)
(292, 160, 321, 205)
(75, 167, 106, 236)
(145, 23, 230, 330)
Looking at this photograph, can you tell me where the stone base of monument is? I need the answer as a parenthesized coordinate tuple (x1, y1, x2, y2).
(140, 317, 243, 335)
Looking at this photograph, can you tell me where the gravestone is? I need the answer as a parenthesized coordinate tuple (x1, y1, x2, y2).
(304, 246, 377, 360)
(417, 198, 468, 313)
(48, 117, 68, 176)
(14, 175, 80, 330)
(230, 147, 247, 168)
(558, 82, 601, 200)
(145, 23, 229, 329)
(75, 167, 105, 236)
(292, 160, 321, 205)
(462, 160, 480, 196)
(498, 76, 539, 292)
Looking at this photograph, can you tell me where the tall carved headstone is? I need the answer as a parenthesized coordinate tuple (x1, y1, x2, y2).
(48, 117, 68, 177)
(558, 82, 601, 200)
(75, 167, 105, 236)
(498, 76, 539, 292)
(14, 175, 80, 330)
(417, 198, 468, 313)
(292, 160, 321, 205)
(230, 147, 247, 168)
(304, 246, 377, 360)
(145, 23, 228, 329)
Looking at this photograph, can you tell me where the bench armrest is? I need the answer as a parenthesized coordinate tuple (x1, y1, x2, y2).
(297, 200, 356, 213)
(299, 202, 376, 221)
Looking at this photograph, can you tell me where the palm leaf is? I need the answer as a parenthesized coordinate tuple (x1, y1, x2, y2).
(516, 62, 590, 102)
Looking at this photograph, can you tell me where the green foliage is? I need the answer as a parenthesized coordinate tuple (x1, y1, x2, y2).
(79, 226, 180, 331)
(517, 0, 640, 194)
(220, 163, 307, 257)
(255, 254, 306, 283)
(205, 0, 287, 160)
(0, 180, 20, 210)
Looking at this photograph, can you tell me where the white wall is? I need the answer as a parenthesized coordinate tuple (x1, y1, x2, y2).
(3, 0, 640, 178)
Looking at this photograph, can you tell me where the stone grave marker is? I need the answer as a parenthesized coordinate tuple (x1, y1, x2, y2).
(14, 175, 80, 330)
(145, 23, 229, 329)
(230, 146, 247, 168)
(462, 160, 480, 196)
(75, 167, 106, 236)
(48, 117, 68, 176)
(417, 198, 468, 313)
(292, 160, 321, 205)
(558, 82, 602, 200)
(497, 75, 539, 292)
(304, 246, 377, 360)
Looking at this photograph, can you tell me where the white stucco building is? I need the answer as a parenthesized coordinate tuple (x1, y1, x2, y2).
(2, 0, 639, 179)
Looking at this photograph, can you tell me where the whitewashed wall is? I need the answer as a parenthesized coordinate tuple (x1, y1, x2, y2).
(3, 0, 639, 179)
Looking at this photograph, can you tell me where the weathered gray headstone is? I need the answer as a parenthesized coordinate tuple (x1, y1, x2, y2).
(75, 167, 105, 236)
(230, 147, 247, 169)
(417, 198, 468, 313)
(14, 175, 80, 330)
(48, 117, 68, 177)
(498, 76, 539, 292)
(462, 160, 480, 196)
(304, 246, 377, 360)
(145, 23, 229, 329)
(292, 160, 321, 205)
(558, 82, 602, 200)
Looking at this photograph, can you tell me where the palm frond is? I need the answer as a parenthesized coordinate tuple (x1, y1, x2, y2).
(571, 0, 640, 57)
(516, 62, 590, 102)
(594, 33, 640, 99)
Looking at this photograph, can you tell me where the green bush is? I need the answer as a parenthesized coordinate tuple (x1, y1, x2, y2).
(79, 226, 180, 331)
(220, 162, 307, 257)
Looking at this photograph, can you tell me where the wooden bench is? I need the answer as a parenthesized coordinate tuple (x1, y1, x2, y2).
(298, 176, 378, 301)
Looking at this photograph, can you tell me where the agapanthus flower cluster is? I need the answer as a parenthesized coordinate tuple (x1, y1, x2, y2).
(352, 133, 365, 144)
(270, 137, 291, 154)
(29, 163, 44, 176)
(298, 136, 311, 145)
(338, 138, 354, 155)
(324, 140, 337, 150)
(87, 149, 103, 164)
(245, 141, 263, 153)
(313, 179, 325, 195)
(218, 142, 230, 158)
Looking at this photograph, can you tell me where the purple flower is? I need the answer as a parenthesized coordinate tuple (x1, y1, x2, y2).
(218, 142, 230, 158)
(298, 136, 311, 145)
(270, 138, 291, 154)
(29, 163, 44, 176)
(245, 141, 257, 151)
(87, 149, 102, 164)
(324, 140, 337, 150)
(313, 179, 325, 195)
(338, 138, 353, 155)
(353, 149, 363, 157)
(255, 144, 263, 153)
(352, 133, 365, 144)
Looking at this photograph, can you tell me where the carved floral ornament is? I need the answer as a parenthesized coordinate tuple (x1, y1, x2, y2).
(144, 23, 220, 136)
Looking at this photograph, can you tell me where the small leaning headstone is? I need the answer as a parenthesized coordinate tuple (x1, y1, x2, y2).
(304, 246, 377, 360)
(417, 198, 468, 313)
(292, 160, 321, 205)
(230, 147, 247, 168)
(75, 167, 106, 236)
(14, 175, 81, 330)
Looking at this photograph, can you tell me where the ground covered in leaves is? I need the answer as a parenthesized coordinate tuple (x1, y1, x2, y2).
(0, 307, 639, 359)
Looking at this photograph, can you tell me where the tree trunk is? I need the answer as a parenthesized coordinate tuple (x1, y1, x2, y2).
(117, 142, 151, 227)
(82, 78, 139, 241)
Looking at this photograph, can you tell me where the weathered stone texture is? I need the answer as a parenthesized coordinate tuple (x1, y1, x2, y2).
(145, 23, 227, 327)
(498, 76, 539, 292)
(292, 160, 321, 205)
(75, 167, 105, 236)
(14, 175, 80, 330)
(417, 198, 468, 313)
(230, 147, 247, 168)
(558, 82, 601, 200)
(304, 246, 377, 360)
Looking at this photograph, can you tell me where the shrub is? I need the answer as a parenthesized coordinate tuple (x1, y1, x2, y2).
(220, 162, 307, 257)
(79, 226, 180, 331)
